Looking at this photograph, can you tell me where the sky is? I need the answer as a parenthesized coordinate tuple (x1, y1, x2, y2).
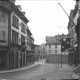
(15, 0, 76, 45)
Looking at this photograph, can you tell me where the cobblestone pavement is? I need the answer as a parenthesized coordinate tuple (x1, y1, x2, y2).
(0, 63, 74, 80)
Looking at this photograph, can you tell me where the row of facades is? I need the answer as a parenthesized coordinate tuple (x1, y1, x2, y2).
(68, 0, 80, 66)
(0, 0, 36, 70)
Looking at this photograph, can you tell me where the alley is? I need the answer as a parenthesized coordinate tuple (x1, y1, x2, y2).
(0, 63, 73, 80)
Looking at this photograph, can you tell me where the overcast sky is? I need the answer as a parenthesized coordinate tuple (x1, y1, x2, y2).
(15, 0, 76, 45)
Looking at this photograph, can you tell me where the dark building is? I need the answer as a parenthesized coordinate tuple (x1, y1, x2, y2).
(67, 1, 80, 66)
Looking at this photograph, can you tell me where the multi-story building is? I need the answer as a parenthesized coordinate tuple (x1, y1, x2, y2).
(45, 34, 68, 63)
(26, 27, 35, 64)
(67, 0, 80, 66)
(45, 34, 66, 55)
(40, 43, 46, 58)
(34, 43, 45, 61)
(0, 2, 11, 69)
(0, 1, 36, 70)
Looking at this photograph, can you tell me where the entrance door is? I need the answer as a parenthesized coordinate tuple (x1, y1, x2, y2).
(0, 52, 6, 69)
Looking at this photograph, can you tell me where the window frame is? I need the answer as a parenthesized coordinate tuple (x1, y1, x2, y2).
(49, 44, 51, 49)
(12, 14, 19, 29)
(12, 30, 19, 45)
(2, 31, 6, 41)
(21, 22, 26, 33)
(55, 45, 57, 49)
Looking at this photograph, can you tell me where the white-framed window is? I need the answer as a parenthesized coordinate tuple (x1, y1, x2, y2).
(55, 50, 57, 54)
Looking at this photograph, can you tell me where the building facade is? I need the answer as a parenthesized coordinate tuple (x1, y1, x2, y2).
(26, 27, 35, 65)
(0, 1, 35, 70)
(45, 35, 67, 55)
(45, 35, 68, 63)
(67, 0, 80, 66)
(0, 4, 11, 69)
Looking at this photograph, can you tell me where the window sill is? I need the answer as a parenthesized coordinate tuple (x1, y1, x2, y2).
(12, 24, 19, 29)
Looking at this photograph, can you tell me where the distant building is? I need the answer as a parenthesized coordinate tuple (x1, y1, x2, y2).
(45, 34, 67, 55)
(34, 45, 41, 60)
(26, 27, 35, 64)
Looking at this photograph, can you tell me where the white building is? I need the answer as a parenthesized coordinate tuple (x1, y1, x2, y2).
(45, 34, 67, 55)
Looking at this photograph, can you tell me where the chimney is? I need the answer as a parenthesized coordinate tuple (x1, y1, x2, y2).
(16, 5, 22, 11)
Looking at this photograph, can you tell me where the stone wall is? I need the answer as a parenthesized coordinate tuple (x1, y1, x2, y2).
(45, 54, 68, 63)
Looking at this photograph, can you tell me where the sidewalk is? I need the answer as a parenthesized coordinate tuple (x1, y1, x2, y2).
(0, 59, 45, 74)
(58, 64, 75, 80)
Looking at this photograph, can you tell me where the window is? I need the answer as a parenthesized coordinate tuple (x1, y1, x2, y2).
(0, 11, 5, 22)
(12, 30, 18, 45)
(21, 22, 25, 33)
(49, 44, 51, 49)
(21, 35, 25, 45)
(12, 14, 19, 29)
(55, 45, 57, 49)
(2, 31, 5, 41)
(49, 50, 51, 53)
(55, 50, 57, 53)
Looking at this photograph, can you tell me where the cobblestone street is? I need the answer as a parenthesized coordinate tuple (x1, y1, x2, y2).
(0, 63, 74, 80)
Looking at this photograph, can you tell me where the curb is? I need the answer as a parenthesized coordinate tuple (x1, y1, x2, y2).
(0, 63, 40, 74)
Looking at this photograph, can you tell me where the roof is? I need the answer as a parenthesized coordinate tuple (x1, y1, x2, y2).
(45, 34, 67, 45)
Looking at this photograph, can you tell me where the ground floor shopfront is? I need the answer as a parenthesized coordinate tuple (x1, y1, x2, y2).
(0, 46, 9, 70)
(68, 46, 79, 66)
(0, 46, 35, 70)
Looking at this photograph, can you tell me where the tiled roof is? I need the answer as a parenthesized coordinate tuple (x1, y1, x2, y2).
(45, 34, 66, 45)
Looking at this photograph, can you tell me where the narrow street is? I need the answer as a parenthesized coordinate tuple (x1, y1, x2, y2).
(0, 63, 73, 80)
